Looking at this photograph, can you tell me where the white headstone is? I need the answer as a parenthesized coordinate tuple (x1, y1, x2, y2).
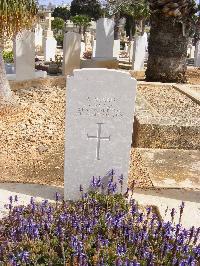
(44, 37, 57, 61)
(132, 34, 148, 70)
(95, 18, 114, 58)
(127, 41, 134, 61)
(81, 42, 86, 58)
(15, 30, 35, 81)
(45, 11, 54, 31)
(64, 69, 137, 200)
(92, 40, 96, 58)
(62, 32, 81, 76)
(194, 41, 200, 67)
(113, 40, 120, 60)
(35, 24, 43, 49)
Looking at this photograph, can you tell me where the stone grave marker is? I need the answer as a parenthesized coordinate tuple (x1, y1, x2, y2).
(95, 18, 114, 58)
(64, 69, 137, 200)
(62, 32, 81, 76)
(113, 40, 120, 59)
(15, 30, 35, 81)
(35, 24, 43, 52)
(194, 41, 200, 67)
(132, 33, 148, 70)
(43, 12, 57, 61)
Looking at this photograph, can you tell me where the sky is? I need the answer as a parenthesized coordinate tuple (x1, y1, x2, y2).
(39, 0, 72, 5)
(39, 0, 199, 6)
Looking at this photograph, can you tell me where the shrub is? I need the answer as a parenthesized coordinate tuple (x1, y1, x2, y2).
(0, 173, 199, 265)
(55, 34, 64, 47)
(83, 50, 92, 59)
(3, 50, 14, 63)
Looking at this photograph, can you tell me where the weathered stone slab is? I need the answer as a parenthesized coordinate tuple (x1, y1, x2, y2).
(132, 148, 200, 190)
(113, 40, 120, 59)
(95, 18, 114, 58)
(15, 30, 35, 81)
(194, 40, 200, 67)
(132, 188, 200, 229)
(133, 84, 200, 150)
(44, 37, 57, 62)
(62, 32, 81, 76)
(64, 69, 137, 200)
(81, 58, 118, 69)
(132, 34, 148, 70)
(174, 84, 200, 105)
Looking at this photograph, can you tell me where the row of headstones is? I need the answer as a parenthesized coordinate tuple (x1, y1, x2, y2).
(35, 12, 57, 62)
(6, 18, 148, 81)
(62, 18, 148, 77)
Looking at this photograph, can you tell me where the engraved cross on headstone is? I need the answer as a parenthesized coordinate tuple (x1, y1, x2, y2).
(87, 123, 111, 160)
(45, 12, 54, 31)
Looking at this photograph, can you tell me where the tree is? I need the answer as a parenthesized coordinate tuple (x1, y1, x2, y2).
(0, 0, 38, 106)
(105, 0, 149, 40)
(52, 17, 65, 32)
(70, 0, 103, 21)
(52, 6, 71, 21)
(70, 15, 91, 34)
(121, 0, 149, 40)
(146, 0, 197, 83)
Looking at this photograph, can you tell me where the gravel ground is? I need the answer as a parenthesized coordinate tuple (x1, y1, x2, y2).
(138, 85, 200, 125)
(0, 85, 65, 186)
(0, 84, 150, 188)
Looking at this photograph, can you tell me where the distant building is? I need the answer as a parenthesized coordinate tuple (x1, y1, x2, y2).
(39, 2, 56, 12)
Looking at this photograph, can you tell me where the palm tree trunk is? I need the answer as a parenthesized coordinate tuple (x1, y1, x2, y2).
(146, 14, 188, 83)
(0, 46, 13, 105)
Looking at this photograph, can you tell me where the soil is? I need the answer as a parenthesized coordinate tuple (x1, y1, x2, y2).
(138, 85, 200, 125)
(186, 67, 200, 85)
(1, 67, 199, 189)
(130, 67, 200, 85)
(0, 84, 152, 188)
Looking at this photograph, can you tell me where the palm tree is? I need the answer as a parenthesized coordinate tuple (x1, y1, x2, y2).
(146, 0, 197, 83)
(0, 0, 38, 106)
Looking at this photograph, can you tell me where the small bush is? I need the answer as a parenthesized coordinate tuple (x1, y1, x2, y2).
(3, 50, 14, 63)
(56, 35, 64, 47)
(83, 50, 92, 59)
(0, 173, 199, 265)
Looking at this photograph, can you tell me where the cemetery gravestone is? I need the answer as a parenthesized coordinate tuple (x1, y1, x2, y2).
(92, 40, 96, 58)
(95, 18, 114, 58)
(35, 24, 43, 52)
(64, 69, 137, 200)
(15, 30, 35, 81)
(194, 41, 200, 67)
(132, 34, 148, 70)
(62, 32, 81, 76)
(80, 42, 86, 58)
(113, 40, 120, 60)
(43, 12, 57, 62)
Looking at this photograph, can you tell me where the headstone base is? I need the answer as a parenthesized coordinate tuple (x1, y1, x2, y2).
(7, 71, 47, 81)
(81, 57, 118, 69)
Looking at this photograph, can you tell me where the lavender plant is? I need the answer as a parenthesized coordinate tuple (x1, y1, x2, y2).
(0, 173, 199, 265)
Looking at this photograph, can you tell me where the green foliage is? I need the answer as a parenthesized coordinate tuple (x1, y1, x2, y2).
(52, 6, 71, 21)
(52, 17, 65, 32)
(55, 35, 64, 47)
(70, 0, 102, 20)
(2, 50, 14, 63)
(70, 15, 91, 33)
(0, 182, 199, 265)
(0, 0, 38, 41)
(121, 0, 149, 21)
